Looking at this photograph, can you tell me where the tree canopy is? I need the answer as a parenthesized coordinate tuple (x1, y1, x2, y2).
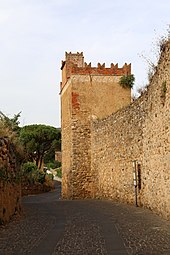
(20, 124, 61, 169)
(0, 111, 21, 135)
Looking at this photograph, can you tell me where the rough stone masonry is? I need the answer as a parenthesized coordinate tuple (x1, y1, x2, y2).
(60, 52, 131, 199)
(60, 41, 170, 220)
(0, 138, 21, 224)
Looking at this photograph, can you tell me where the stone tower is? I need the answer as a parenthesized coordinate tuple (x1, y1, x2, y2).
(60, 52, 131, 199)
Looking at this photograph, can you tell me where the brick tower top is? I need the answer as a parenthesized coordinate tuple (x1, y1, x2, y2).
(60, 52, 131, 91)
(61, 52, 84, 89)
(61, 52, 85, 68)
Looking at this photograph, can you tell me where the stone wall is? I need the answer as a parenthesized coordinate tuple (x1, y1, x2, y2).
(61, 52, 131, 199)
(91, 98, 145, 203)
(61, 78, 73, 198)
(70, 75, 131, 199)
(0, 138, 21, 224)
(141, 41, 170, 218)
(91, 41, 170, 219)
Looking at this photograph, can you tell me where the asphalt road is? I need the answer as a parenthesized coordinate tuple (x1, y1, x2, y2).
(0, 183, 170, 255)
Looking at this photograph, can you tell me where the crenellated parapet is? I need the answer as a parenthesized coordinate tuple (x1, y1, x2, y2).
(71, 62, 131, 76)
(60, 52, 131, 91)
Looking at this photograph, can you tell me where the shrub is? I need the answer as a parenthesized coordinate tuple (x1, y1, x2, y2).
(21, 161, 48, 185)
(22, 162, 38, 173)
(57, 167, 62, 178)
(119, 74, 135, 88)
(22, 162, 39, 184)
(46, 160, 61, 169)
(38, 171, 46, 184)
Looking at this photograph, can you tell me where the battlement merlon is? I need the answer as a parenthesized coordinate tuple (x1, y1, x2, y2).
(60, 52, 131, 91)
(71, 62, 131, 76)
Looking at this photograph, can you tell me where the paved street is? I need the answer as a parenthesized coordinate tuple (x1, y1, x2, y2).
(0, 183, 170, 255)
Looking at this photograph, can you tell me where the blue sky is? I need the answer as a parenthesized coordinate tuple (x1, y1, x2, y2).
(0, 0, 169, 127)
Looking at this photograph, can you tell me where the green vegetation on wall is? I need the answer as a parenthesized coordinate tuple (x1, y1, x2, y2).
(119, 74, 135, 88)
